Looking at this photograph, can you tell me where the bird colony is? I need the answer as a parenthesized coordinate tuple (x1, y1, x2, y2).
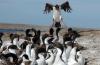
(0, 27, 86, 65)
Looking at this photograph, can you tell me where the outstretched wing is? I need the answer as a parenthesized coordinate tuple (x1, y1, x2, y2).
(44, 3, 53, 14)
(61, 1, 72, 13)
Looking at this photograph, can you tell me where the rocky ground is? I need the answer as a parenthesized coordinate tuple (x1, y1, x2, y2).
(76, 30, 100, 65)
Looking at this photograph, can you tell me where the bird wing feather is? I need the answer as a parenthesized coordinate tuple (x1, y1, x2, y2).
(44, 3, 53, 14)
(61, 1, 72, 13)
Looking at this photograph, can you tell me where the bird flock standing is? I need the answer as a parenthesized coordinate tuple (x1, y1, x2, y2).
(0, 27, 85, 65)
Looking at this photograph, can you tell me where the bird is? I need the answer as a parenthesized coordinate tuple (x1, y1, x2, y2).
(68, 43, 79, 65)
(53, 44, 66, 65)
(44, 36, 54, 51)
(44, 1, 72, 28)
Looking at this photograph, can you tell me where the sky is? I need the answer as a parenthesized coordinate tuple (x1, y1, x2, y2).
(0, 0, 100, 28)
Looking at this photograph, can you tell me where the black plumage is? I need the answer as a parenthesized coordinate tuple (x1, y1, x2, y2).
(61, 1, 72, 12)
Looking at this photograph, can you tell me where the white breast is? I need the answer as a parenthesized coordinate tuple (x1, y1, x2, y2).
(53, 7, 61, 22)
(66, 46, 72, 60)
(53, 48, 66, 65)
(68, 47, 79, 65)
(62, 48, 67, 64)
(30, 48, 36, 61)
(26, 44, 31, 59)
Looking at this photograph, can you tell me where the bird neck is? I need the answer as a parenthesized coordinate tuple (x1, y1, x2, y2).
(13, 38, 18, 45)
(31, 48, 36, 60)
(26, 44, 31, 59)
(44, 37, 50, 45)
(40, 36, 44, 45)
(53, 6, 61, 20)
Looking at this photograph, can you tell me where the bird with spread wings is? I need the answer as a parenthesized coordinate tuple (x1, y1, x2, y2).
(44, 1, 72, 28)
